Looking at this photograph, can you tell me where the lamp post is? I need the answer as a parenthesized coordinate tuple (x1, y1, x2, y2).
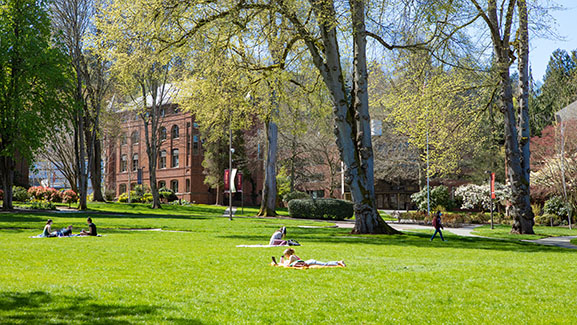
(229, 117, 233, 221)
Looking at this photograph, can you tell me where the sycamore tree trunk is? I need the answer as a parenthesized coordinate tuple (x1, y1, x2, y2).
(513, 0, 534, 234)
(483, 0, 534, 234)
(278, 0, 398, 233)
(90, 133, 105, 201)
(0, 156, 15, 210)
(258, 119, 278, 216)
(75, 107, 88, 210)
(142, 83, 162, 209)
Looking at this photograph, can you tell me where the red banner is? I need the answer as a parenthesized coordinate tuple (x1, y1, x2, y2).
(224, 169, 230, 192)
(236, 172, 243, 192)
(490, 172, 496, 199)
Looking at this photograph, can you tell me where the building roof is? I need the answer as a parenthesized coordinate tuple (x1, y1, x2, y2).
(555, 99, 577, 122)
(111, 83, 182, 112)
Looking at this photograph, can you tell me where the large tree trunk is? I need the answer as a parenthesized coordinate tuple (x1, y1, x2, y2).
(90, 134, 105, 201)
(75, 108, 88, 210)
(512, 0, 534, 234)
(348, 0, 399, 234)
(258, 119, 278, 216)
(0, 156, 15, 210)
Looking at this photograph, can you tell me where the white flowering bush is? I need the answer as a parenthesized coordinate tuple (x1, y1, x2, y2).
(455, 182, 510, 211)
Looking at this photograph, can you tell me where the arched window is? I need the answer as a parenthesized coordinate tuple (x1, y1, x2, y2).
(120, 154, 127, 172)
(159, 127, 167, 141)
(171, 149, 179, 168)
(158, 180, 166, 189)
(119, 184, 127, 194)
(171, 180, 179, 193)
(171, 125, 179, 139)
(131, 131, 139, 144)
(159, 150, 167, 169)
(120, 133, 127, 145)
(132, 154, 139, 171)
(193, 135, 200, 155)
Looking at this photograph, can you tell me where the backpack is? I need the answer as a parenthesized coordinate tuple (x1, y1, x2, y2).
(432, 217, 438, 228)
(287, 239, 301, 246)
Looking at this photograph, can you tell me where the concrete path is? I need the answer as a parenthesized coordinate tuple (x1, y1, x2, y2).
(223, 207, 237, 218)
(333, 221, 577, 249)
(523, 236, 577, 249)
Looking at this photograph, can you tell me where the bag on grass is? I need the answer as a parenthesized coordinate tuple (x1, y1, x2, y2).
(287, 239, 301, 246)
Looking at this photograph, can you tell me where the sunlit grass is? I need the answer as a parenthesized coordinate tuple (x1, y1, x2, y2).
(472, 224, 577, 240)
(1, 207, 577, 323)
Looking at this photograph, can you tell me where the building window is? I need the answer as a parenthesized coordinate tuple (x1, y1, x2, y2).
(193, 122, 199, 129)
(171, 149, 179, 168)
(171, 125, 179, 139)
(131, 131, 139, 144)
(160, 107, 166, 117)
(171, 180, 179, 193)
(160, 127, 167, 141)
(159, 150, 167, 169)
(158, 180, 166, 189)
(132, 154, 139, 171)
(121, 154, 127, 172)
(193, 135, 199, 155)
(119, 184, 127, 194)
(120, 133, 127, 145)
(186, 179, 191, 192)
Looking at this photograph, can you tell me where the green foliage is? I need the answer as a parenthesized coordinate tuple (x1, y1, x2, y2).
(29, 200, 56, 210)
(158, 187, 178, 202)
(276, 171, 291, 202)
(411, 185, 454, 212)
(0, 0, 70, 201)
(543, 196, 572, 218)
(534, 213, 565, 226)
(288, 199, 353, 220)
(118, 193, 129, 203)
(283, 191, 309, 203)
(12, 186, 30, 202)
(104, 189, 116, 201)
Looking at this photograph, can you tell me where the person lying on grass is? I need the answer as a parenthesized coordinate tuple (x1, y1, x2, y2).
(57, 225, 73, 237)
(41, 219, 57, 237)
(273, 248, 345, 267)
(79, 217, 97, 236)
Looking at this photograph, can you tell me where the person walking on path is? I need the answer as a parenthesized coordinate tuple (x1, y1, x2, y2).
(430, 211, 445, 241)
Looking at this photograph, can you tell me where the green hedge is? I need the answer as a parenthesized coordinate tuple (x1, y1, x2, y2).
(288, 198, 354, 220)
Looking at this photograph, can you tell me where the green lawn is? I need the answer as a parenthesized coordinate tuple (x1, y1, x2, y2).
(1, 204, 576, 323)
(472, 224, 577, 240)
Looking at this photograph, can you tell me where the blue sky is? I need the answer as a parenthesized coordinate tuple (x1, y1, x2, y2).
(531, 0, 577, 83)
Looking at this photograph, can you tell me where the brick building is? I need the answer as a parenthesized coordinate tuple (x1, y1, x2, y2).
(105, 101, 263, 205)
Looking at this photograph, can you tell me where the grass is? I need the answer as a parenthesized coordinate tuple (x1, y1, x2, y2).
(1, 204, 577, 323)
(472, 224, 577, 240)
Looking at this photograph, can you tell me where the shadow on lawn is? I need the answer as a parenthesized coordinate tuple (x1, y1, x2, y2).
(221, 226, 577, 254)
(0, 291, 203, 324)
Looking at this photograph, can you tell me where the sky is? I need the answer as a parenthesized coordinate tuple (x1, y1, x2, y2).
(530, 0, 577, 83)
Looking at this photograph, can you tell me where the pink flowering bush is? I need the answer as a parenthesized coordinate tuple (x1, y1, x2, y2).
(28, 186, 62, 202)
(62, 189, 78, 205)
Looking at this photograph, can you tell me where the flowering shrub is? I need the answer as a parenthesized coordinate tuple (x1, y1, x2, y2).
(45, 187, 62, 203)
(454, 182, 510, 211)
(543, 196, 571, 218)
(28, 186, 62, 202)
(13, 186, 30, 202)
(61, 190, 78, 205)
(28, 186, 46, 200)
(410, 185, 455, 211)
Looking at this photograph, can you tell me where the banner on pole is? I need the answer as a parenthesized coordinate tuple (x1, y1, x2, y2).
(224, 169, 239, 193)
(490, 172, 496, 199)
(236, 172, 243, 193)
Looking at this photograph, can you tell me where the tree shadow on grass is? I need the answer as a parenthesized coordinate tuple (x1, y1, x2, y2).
(221, 226, 577, 254)
(0, 291, 203, 324)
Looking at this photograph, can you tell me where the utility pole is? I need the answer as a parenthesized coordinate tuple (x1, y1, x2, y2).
(228, 114, 233, 221)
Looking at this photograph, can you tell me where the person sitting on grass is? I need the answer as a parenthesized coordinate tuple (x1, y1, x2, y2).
(79, 217, 97, 236)
(57, 225, 73, 237)
(272, 248, 345, 267)
(42, 219, 57, 237)
(269, 226, 287, 246)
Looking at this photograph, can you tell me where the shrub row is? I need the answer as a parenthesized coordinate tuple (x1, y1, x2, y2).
(26, 186, 78, 203)
(288, 198, 354, 221)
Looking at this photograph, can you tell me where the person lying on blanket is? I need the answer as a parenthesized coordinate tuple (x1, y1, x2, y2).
(57, 225, 73, 237)
(269, 226, 287, 246)
(273, 248, 346, 267)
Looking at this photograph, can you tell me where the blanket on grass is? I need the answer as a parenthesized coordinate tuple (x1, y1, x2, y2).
(270, 262, 344, 269)
(30, 234, 103, 238)
(236, 244, 288, 248)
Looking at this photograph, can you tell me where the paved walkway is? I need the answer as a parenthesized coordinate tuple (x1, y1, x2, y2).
(333, 221, 577, 249)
